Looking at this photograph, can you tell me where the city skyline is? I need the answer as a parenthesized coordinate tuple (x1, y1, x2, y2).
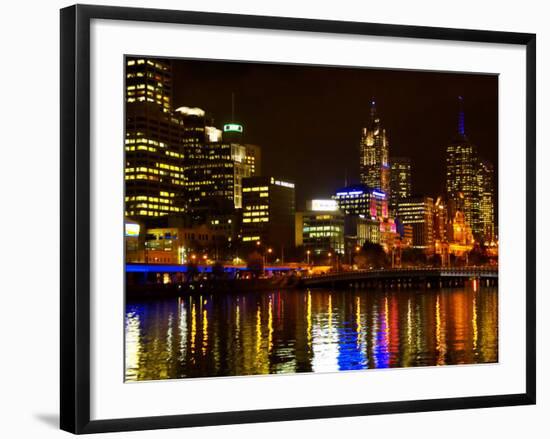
(124, 55, 499, 381)
(125, 56, 497, 264)
(170, 58, 498, 210)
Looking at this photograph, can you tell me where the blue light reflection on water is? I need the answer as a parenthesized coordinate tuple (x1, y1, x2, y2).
(125, 286, 498, 381)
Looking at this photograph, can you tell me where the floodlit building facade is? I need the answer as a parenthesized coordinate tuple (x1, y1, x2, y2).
(477, 159, 496, 242)
(333, 184, 388, 219)
(241, 176, 296, 254)
(445, 96, 481, 238)
(143, 225, 229, 264)
(244, 144, 262, 177)
(389, 156, 412, 214)
(298, 201, 345, 256)
(177, 108, 258, 220)
(124, 57, 187, 221)
(359, 99, 390, 194)
(397, 196, 435, 253)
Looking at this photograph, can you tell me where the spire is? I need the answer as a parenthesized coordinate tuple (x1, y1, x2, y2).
(458, 96, 465, 137)
(369, 97, 377, 121)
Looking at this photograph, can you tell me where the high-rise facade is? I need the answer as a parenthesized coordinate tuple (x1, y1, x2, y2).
(433, 196, 448, 242)
(477, 159, 496, 242)
(333, 184, 388, 218)
(241, 177, 296, 253)
(445, 96, 481, 238)
(397, 196, 435, 253)
(298, 203, 345, 256)
(124, 57, 187, 221)
(244, 144, 262, 177)
(178, 108, 256, 220)
(359, 100, 390, 194)
(389, 157, 412, 214)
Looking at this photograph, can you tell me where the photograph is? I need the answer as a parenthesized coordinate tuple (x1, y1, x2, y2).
(123, 56, 499, 382)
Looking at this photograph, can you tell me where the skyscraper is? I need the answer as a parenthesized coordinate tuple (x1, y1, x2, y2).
(397, 196, 435, 253)
(244, 144, 262, 177)
(445, 96, 480, 238)
(433, 196, 448, 242)
(333, 184, 388, 218)
(124, 57, 187, 221)
(241, 177, 296, 254)
(389, 157, 412, 214)
(477, 159, 496, 241)
(359, 99, 390, 195)
(178, 108, 256, 220)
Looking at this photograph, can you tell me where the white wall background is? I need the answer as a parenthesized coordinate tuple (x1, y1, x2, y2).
(0, 0, 546, 437)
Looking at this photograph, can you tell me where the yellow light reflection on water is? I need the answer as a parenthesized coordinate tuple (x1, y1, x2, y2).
(435, 294, 447, 365)
(472, 294, 478, 352)
(178, 298, 187, 362)
(306, 291, 312, 350)
(256, 306, 262, 355)
(407, 299, 412, 347)
(126, 285, 498, 380)
(401, 297, 413, 368)
(235, 304, 240, 336)
(125, 312, 141, 381)
(166, 313, 173, 361)
(202, 307, 208, 356)
(190, 300, 197, 360)
(451, 292, 467, 359)
(268, 297, 273, 353)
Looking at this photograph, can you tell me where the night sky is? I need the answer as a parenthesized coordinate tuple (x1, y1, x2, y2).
(170, 58, 498, 211)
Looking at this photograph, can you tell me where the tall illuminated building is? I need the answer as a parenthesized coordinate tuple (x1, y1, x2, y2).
(222, 109, 262, 176)
(221, 97, 262, 176)
(477, 159, 496, 241)
(244, 144, 262, 176)
(333, 184, 388, 218)
(433, 196, 448, 242)
(389, 157, 412, 214)
(397, 196, 435, 253)
(124, 57, 187, 221)
(178, 108, 257, 220)
(241, 177, 296, 253)
(334, 184, 389, 257)
(297, 200, 345, 255)
(359, 99, 390, 194)
(445, 96, 480, 238)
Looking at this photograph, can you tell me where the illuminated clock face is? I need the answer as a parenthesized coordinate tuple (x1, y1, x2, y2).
(223, 123, 243, 133)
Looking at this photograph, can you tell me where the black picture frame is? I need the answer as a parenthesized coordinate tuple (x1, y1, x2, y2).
(60, 4, 536, 434)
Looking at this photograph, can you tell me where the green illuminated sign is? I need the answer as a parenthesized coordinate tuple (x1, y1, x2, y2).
(223, 123, 243, 133)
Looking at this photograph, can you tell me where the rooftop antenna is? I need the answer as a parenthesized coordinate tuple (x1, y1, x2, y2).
(231, 92, 235, 122)
(344, 168, 348, 187)
(370, 96, 377, 120)
(458, 95, 465, 137)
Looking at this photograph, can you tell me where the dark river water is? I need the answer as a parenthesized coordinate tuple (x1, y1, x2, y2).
(125, 283, 498, 381)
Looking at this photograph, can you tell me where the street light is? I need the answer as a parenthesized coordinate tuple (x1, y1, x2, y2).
(350, 245, 361, 267)
(306, 249, 311, 265)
